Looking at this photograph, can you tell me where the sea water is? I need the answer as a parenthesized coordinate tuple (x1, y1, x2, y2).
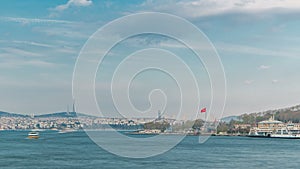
(0, 130, 299, 169)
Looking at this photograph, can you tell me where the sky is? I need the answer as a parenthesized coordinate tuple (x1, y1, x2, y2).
(1, 0, 300, 120)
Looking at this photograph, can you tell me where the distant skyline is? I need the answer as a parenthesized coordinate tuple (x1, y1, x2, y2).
(1, 0, 300, 119)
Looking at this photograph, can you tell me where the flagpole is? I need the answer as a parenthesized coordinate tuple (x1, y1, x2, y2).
(200, 107, 207, 122)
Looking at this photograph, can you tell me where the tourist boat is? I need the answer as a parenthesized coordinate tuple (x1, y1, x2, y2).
(58, 128, 77, 134)
(271, 130, 300, 138)
(248, 116, 300, 139)
(270, 123, 300, 139)
(28, 131, 39, 139)
(248, 116, 283, 137)
(248, 128, 273, 137)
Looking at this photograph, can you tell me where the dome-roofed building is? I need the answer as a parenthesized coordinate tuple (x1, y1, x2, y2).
(258, 116, 284, 129)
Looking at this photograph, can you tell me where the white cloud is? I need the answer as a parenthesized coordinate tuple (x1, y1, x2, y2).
(244, 80, 254, 85)
(258, 65, 271, 70)
(0, 16, 73, 24)
(55, 0, 93, 11)
(8, 40, 55, 48)
(0, 59, 58, 69)
(1, 47, 43, 58)
(141, 0, 300, 18)
(272, 79, 279, 84)
(23, 60, 57, 67)
(32, 24, 91, 39)
(215, 42, 299, 58)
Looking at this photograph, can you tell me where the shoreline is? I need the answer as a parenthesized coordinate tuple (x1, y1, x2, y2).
(0, 129, 249, 137)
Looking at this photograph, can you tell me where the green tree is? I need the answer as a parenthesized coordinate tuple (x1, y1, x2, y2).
(144, 121, 170, 132)
(192, 119, 204, 129)
(217, 122, 228, 133)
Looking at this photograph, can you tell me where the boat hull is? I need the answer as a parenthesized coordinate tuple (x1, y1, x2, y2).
(247, 134, 300, 139)
(270, 134, 300, 139)
(247, 135, 270, 138)
(28, 135, 39, 139)
(28, 131, 39, 139)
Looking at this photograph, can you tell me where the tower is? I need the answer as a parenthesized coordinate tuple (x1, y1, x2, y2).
(158, 110, 161, 120)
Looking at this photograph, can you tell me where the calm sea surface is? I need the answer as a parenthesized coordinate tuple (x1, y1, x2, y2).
(1, 130, 300, 169)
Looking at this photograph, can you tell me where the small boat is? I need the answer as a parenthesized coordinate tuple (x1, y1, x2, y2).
(28, 131, 39, 139)
(58, 128, 77, 134)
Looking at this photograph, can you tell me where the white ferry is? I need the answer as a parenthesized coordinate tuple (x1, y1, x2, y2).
(58, 128, 77, 134)
(248, 116, 300, 139)
(248, 116, 283, 137)
(271, 123, 300, 139)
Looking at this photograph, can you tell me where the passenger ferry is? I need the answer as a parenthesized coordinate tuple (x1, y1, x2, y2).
(271, 123, 300, 139)
(248, 116, 283, 137)
(248, 116, 300, 139)
(28, 131, 39, 139)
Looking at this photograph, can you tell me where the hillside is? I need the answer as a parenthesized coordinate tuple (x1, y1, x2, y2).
(0, 111, 29, 118)
(237, 105, 300, 123)
(220, 116, 241, 123)
(0, 111, 91, 118)
(36, 112, 78, 118)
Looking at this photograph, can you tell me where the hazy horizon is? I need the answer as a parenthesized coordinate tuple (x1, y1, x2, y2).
(1, 0, 300, 120)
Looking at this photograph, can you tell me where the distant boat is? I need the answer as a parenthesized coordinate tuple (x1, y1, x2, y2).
(28, 131, 39, 139)
(248, 116, 283, 138)
(271, 131, 300, 139)
(270, 123, 300, 139)
(58, 128, 77, 134)
(248, 116, 300, 139)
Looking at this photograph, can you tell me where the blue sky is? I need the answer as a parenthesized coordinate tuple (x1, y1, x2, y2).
(1, 0, 300, 119)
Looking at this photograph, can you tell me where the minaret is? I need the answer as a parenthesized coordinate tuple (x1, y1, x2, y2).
(72, 99, 76, 113)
